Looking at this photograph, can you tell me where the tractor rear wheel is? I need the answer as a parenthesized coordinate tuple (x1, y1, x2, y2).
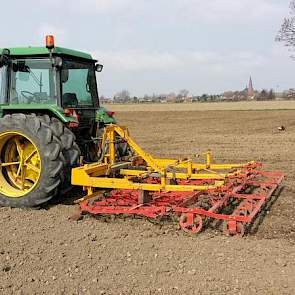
(38, 115, 80, 191)
(0, 114, 63, 207)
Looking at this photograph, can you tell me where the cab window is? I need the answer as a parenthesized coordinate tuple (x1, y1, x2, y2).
(62, 60, 97, 107)
(10, 59, 57, 104)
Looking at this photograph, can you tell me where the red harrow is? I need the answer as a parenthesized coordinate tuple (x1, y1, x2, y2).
(72, 125, 284, 236)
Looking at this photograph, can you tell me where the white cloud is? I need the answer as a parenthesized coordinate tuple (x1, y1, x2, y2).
(178, 0, 286, 24)
(93, 45, 294, 96)
(39, 0, 286, 24)
(3, 0, 290, 96)
(37, 24, 67, 43)
(92, 50, 182, 71)
(43, 0, 286, 25)
(92, 49, 268, 72)
(40, 0, 134, 14)
(71, 0, 133, 14)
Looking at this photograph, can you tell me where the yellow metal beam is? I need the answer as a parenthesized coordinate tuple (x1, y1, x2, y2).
(111, 125, 161, 171)
(119, 169, 236, 180)
(153, 158, 253, 170)
(80, 163, 109, 175)
(71, 124, 257, 194)
(71, 168, 224, 192)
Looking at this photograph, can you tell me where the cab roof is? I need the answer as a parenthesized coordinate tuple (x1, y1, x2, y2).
(4, 47, 94, 61)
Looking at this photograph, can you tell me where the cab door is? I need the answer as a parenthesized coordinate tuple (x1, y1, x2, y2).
(0, 65, 8, 105)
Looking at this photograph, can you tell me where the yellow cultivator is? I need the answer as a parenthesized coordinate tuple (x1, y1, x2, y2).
(72, 124, 283, 236)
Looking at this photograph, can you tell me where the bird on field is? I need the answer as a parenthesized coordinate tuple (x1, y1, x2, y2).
(277, 126, 286, 131)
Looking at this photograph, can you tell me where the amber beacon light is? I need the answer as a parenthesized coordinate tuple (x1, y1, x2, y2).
(46, 35, 55, 49)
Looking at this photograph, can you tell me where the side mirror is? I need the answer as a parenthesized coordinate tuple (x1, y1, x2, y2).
(1, 48, 10, 56)
(0, 48, 11, 67)
(13, 61, 29, 73)
(95, 64, 103, 72)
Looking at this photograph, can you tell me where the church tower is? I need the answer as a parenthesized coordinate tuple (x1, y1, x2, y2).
(248, 76, 254, 98)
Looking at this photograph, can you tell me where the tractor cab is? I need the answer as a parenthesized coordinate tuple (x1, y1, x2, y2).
(8, 55, 98, 108)
(0, 36, 115, 161)
(0, 36, 115, 128)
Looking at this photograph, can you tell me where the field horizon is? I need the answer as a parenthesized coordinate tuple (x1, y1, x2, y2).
(103, 100, 295, 112)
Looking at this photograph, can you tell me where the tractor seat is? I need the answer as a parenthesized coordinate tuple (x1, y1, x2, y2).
(62, 93, 78, 108)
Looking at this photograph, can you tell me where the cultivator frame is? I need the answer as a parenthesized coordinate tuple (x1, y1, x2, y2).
(72, 124, 283, 236)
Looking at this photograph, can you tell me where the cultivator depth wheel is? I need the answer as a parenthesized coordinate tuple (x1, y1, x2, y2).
(223, 221, 246, 237)
(179, 213, 203, 234)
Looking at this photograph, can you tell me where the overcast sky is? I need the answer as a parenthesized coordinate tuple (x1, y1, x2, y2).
(0, 0, 293, 97)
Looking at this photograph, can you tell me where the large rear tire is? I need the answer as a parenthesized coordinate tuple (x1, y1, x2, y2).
(0, 114, 63, 207)
(38, 115, 80, 190)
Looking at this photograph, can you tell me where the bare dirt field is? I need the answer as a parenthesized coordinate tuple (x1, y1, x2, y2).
(107, 100, 295, 112)
(1, 103, 295, 294)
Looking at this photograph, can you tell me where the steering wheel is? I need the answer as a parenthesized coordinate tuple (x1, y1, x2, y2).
(21, 91, 38, 103)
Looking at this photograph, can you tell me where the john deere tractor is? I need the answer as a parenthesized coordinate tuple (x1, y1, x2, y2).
(0, 36, 115, 207)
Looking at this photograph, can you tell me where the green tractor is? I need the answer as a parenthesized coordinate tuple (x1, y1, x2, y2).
(0, 36, 115, 207)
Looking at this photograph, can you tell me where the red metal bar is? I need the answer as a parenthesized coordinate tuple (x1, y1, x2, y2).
(79, 168, 284, 236)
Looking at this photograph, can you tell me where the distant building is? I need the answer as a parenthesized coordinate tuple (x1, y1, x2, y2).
(184, 96, 193, 103)
(247, 76, 255, 98)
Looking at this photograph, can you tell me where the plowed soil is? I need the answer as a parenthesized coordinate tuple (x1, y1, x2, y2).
(1, 106, 295, 294)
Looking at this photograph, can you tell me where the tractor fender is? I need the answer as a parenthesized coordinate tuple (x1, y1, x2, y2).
(0, 105, 78, 124)
(96, 107, 116, 124)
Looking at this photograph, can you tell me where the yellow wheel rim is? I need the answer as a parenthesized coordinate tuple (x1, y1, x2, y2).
(0, 131, 42, 198)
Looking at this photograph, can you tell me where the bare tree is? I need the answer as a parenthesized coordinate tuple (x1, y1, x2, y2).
(114, 90, 130, 103)
(268, 89, 276, 100)
(256, 89, 269, 101)
(276, 1, 295, 52)
(178, 89, 189, 98)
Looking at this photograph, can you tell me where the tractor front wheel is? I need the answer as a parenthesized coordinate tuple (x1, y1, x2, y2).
(0, 114, 63, 207)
